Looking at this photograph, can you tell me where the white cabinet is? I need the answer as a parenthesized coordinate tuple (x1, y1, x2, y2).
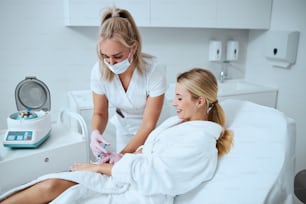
(217, 0, 272, 29)
(64, 0, 150, 27)
(64, 0, 272, 29)
(64, 0, 101, 26)
(151, 0, 272, 28)
(0, 114, 89, 193)
(150, 0, 217, 28)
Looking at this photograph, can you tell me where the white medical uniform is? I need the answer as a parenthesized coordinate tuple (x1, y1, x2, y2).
(90, 58, 167, 151)
(0, 116, 222, 204)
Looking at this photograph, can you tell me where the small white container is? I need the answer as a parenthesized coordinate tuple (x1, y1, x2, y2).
(226, 40, 239, 61)
(209, 40, 222, 61)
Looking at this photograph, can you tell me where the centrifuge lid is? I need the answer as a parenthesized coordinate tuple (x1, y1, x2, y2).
(15, 76, 51, 111)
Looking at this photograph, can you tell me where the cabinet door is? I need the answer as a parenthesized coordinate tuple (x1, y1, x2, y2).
(150, 0, 217, 28)
(0, 142, 87, 192)
(113, 0, 150, 27)
(65, 0, 150, 27)
(64, 0, 106, 26)
(217, 0, 272, 29)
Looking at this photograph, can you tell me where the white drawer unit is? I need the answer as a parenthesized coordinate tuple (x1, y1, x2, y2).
(0, 111, 89, 193)
(67, 90, 116, 161)
(217, 79, 278, 108)
(219, 91, 278, 108)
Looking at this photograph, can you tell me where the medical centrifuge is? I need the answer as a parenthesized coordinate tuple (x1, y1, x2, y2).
(2, 76, 51, 148)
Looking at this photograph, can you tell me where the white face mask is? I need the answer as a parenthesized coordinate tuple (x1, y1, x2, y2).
(104, 55, 132, 74)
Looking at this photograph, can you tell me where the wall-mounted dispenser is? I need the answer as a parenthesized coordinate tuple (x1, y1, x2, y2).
(209, 40, 222, 61)
(265, 30, 300, 68)
(226, 40, 239, 61)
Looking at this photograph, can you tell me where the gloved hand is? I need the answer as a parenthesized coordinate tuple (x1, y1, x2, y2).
(95, 151, 123, 164)
(90, 130, 110, 158)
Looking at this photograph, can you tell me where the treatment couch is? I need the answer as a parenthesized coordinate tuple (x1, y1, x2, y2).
(174, 99, 296, 204)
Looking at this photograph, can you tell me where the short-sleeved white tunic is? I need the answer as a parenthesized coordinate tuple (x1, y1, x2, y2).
(90, 58, 167, 151)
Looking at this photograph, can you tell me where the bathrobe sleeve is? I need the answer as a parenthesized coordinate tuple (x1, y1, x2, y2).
(112, 122, 222, 196)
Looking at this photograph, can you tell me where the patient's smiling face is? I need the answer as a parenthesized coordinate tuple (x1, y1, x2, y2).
(172, 83, 203, 121)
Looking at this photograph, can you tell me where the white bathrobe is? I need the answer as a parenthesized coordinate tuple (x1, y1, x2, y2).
(0, 116, 222, 204)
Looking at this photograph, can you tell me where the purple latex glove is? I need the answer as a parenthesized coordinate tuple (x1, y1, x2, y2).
(90, 130, 110, 158)
(95, 151, 123, 164)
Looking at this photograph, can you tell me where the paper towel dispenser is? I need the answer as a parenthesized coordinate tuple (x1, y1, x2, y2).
(265, 30, 299, 68)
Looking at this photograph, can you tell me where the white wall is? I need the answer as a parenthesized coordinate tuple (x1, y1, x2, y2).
(0, 0, 248, 128)
(0, 0, 305, 202)
(245, 0, 306, 175)
(139, 28, 247, 83)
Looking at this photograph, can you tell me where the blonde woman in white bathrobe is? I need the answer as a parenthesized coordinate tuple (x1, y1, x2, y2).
(0, 68, 233, 204)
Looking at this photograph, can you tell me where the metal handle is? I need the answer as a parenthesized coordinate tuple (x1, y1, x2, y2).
(57, 109, 88, 139)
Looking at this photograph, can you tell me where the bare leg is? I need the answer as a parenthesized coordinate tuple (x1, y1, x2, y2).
(0, 179, 77, 204)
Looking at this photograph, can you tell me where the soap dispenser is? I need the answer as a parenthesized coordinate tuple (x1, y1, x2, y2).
(226, 40, 239, 61)
(208, 40, 222, 61)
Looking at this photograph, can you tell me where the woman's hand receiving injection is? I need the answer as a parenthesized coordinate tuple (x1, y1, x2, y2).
(70, 162, 98, 172)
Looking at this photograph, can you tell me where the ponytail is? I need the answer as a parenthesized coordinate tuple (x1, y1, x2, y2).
(208, 102, 233, 157)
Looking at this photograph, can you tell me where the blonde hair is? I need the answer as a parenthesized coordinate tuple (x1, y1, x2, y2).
(177, 68, 233, 157)
(96, 7, 152, 80)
